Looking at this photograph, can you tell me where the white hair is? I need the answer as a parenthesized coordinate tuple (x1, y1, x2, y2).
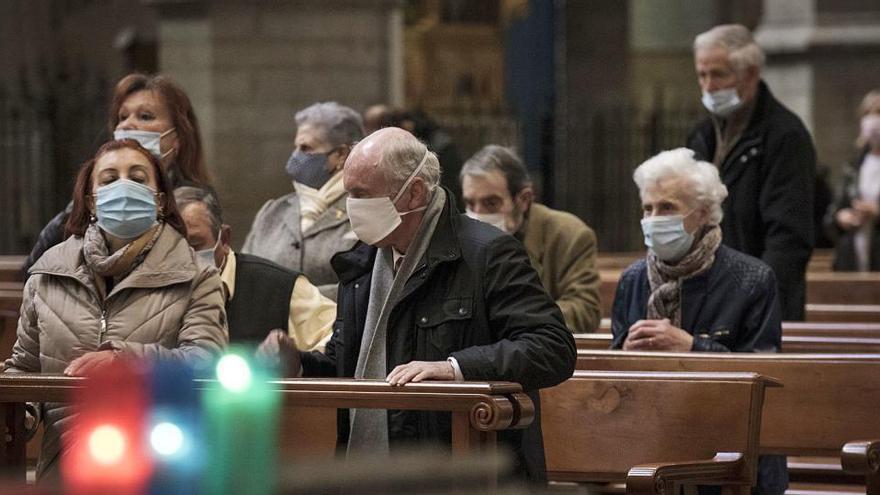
(378, 133, 441, 194)
(295, 101, 364, 148)
(694, 24, 765, 73)
(633, 148, 728, 225)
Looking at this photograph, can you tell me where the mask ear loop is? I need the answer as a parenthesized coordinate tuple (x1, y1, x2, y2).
(392, 149, 431, 204)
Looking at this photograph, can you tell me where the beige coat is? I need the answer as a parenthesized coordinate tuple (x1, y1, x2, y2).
(521, 203, 602, 333)
(5, 225, 228, 478)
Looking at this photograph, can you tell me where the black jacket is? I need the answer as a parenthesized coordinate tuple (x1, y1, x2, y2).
(825, 149, 880, 271)
(687, 81, 816, 321)
(610, 245, 782, 352)
(611, 245, 786, 495)
(301, 193, 576, 482)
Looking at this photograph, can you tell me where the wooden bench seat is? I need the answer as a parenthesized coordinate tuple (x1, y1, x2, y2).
(542, 370, 778, 494)
(574, 351, 880, 494)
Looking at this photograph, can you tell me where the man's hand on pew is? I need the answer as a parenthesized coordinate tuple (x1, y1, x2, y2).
(623, 319, 694, 352)
(255, 329, 302, 377)
(386, 361, 456, 386)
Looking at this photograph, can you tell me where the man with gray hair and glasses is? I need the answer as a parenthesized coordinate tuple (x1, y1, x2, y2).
(258, 127, 575, 483)
(687, 24, 816, 324)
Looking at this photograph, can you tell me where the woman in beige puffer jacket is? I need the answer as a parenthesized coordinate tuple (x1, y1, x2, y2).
(4, 139, 228, 480)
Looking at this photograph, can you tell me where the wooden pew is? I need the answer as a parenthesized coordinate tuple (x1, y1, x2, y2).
(806, 305, 880, 323)
(0, 374, 533, 482)
(596, 250, 835, 273)
(573, 333, 880, 354)
(0, 257, 25, 283)
(574, 350, 880, 494)
(596, 321, 880, 338)
(542, 370, 779, 494)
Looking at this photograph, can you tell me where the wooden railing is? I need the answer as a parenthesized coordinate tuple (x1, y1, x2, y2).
(0, 374, 534, 481)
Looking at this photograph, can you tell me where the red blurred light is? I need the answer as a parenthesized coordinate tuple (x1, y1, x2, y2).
(62, 359, 152, 494)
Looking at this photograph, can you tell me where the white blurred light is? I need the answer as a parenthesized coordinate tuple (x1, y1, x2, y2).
(216, 354, 252, 392)
(150, 422, 185, 457)
(88, 425, 126, 465)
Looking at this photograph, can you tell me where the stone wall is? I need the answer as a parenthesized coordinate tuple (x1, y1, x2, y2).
(152, 0, 402, 248)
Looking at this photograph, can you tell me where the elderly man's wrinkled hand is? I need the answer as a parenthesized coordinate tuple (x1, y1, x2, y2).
(64, 350, 117, 376)
(623, 319, 694, 352)
(255, 329, 302, 377)
(386, 361, 455, 386)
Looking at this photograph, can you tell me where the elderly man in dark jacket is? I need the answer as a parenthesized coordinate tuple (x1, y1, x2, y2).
(687, 24, 815, 322)
(260, 127, 576, 482)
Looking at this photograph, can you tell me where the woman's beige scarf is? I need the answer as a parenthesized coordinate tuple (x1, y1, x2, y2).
(646, 224, 722, 327)
(82, 222, 163, 282)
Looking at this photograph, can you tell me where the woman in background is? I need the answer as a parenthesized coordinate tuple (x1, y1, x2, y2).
(828, 89, 880, 271)
(22, 73, 212, 275)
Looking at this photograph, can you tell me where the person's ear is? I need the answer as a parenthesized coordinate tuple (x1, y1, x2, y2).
(330, 145, 350, 173)
(155, 192, 166, 213)
(86, 194, 95, 216)
(408, 177, 428, 209)
(515, 185, 534, 211)
(220, 224, 233, 249)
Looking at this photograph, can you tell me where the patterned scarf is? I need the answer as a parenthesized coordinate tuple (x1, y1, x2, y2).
(82, 222, 163, 280)
(646, 224, 722, 327)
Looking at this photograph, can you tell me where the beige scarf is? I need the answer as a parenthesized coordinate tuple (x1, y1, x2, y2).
(295, 171, 346, 232)
(83, 222, 163, 284)
(646, 224, 722, 327)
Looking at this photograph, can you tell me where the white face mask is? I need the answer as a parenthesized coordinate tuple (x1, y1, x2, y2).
(114, 128, 176, 159)
(346, 150, 430, 245)
(701, 87, 742, 116)
(465, 210, 509, 233)
(640, 213, 695, 262)
(861, 114, 880, 148)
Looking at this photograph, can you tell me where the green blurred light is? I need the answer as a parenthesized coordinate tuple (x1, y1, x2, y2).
(150, 422, 184, 457)
(88, 424, 126, 466)
(216, 354, 252, 393)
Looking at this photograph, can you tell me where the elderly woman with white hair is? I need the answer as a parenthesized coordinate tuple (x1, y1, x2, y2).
(243, 101, 364, 300)
(611, 148, 782, 353)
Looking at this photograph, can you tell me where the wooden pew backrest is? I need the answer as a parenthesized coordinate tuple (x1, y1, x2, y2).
(542, 370, 777, 491)
(576, 351, 880, 456)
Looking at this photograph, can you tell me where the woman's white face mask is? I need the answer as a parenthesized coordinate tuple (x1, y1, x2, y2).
(346, 150, 430, 245)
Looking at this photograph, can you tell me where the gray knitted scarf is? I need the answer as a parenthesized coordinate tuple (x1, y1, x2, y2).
(347, 188, 447, 456)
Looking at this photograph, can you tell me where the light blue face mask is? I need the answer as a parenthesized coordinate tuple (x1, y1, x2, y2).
(113, 128, 175, 159)
(95, 179, 158, 239)
(195, 229, 222, 267)
(701, 88, 742, 116)
(640, 213, 694, 262)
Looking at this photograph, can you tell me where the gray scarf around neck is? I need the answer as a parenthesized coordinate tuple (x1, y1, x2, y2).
(347, 188, 447, 456)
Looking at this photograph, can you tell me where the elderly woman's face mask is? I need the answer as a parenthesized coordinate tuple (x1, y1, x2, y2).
(641, 211, 696, 262)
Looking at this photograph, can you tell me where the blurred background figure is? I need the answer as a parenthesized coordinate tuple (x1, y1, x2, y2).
(827, 90, 880, 271)
(175, 186, 334, 351)
(242, 102, 363, 300)
(461, 145, 601, 332)
(21, 73, 212, 277)
(363, 104, 465, 205)
(4, 140, 226, 481)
